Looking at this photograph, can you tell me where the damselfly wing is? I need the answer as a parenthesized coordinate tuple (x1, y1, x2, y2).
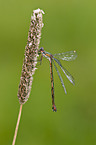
(53, 51, 77, 61)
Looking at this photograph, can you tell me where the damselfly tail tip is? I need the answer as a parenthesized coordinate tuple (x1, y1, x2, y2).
(52, 105, 57, 112)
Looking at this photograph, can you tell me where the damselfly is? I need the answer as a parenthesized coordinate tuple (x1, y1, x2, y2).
(38, 47, 77, 112)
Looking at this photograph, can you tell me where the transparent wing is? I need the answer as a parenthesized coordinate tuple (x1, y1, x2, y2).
(53, 51, 77, 61)
(53, 58, 75, 85)
(53, 60, 67, 94)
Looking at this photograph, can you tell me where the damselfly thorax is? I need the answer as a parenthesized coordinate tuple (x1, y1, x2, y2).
(38, 47, 77, 112)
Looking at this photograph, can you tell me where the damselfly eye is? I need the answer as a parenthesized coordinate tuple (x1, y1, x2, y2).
(40, 47, 44, 51)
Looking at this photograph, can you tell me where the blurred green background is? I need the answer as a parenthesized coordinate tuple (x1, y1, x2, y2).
(0, 0, 96, 145)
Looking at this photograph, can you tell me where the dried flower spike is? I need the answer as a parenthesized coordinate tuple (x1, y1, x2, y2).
(12, 9, 44, 145)
(18, 8, 44, 104)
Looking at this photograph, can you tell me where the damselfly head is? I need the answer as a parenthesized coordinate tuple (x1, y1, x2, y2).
(40, 47, 44, 51)
(38, 47, 44, 55)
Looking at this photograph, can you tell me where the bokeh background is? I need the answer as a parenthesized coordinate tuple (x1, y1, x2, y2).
(0, 0, 96, 145)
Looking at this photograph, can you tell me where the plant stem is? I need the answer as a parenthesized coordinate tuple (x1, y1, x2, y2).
(12, 104, 23, 145)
